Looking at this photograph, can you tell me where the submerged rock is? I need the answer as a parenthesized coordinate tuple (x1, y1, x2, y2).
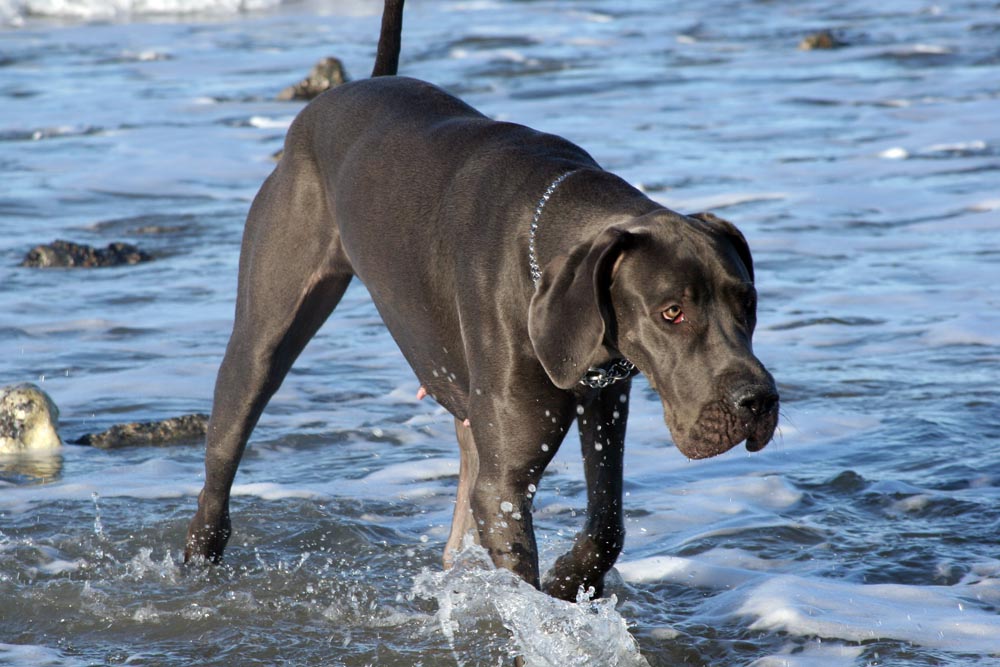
(799, 30, 848, 50)
(277, 56, 349, 101)
(21, 239, 153, 268)
(0, 383, 62, 453)
(73, 413, 208, 449)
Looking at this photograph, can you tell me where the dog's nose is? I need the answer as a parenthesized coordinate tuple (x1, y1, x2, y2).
(733, 384, 779, 418)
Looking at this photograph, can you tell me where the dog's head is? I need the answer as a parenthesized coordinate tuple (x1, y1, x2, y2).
(528, 210, 778, 459)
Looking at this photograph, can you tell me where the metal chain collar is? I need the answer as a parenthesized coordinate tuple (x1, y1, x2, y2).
(580, 358, 636, 389)
(528, 170, 637, 390)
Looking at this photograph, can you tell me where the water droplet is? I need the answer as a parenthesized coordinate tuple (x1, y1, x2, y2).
(500, 501, 514, 513)
(541, 444, 549, 452)
(576, 405, 585, 415)
(91, 492, 103, 537)
(528, 483, 537, 493)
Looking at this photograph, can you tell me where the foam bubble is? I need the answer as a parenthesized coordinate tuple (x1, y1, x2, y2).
(878, 147, 909, 160)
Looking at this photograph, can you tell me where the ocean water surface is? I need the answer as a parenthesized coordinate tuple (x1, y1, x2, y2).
(1, 0, 999, 665)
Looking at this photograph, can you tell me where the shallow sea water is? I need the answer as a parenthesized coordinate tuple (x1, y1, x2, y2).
(1, 0, 999, 665)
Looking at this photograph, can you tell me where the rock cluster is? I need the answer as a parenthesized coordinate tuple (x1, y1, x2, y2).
(277, 56, 349, 101)
(21, 239, 153, 268)
(73, 413, 209, 449)
(799, 30, 848, 50)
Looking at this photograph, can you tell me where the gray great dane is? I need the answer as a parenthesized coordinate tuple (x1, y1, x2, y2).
(186, 0, 779, 601)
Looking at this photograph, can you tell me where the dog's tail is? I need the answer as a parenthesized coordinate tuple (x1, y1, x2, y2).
(372, 0, 405, 77)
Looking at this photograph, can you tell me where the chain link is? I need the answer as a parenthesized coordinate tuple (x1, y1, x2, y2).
(580, 358, 636, 389)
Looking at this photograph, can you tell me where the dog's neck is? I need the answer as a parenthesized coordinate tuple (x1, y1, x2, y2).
(528, 169, 579, 288)
(528, 169, 638, 389)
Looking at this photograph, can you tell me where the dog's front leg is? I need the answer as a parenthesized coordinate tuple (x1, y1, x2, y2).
(467, 391, 575, 587)
(543, 379, 630, 601)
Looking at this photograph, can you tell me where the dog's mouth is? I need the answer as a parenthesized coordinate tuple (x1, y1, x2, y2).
(667, 396, 779, 460)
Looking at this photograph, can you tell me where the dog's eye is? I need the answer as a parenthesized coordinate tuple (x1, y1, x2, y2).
(662, 306, 684, 324)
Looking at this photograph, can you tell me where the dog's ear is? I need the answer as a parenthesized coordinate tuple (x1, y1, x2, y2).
(528, 227, 633, 389)
(690, 211, 754, 283)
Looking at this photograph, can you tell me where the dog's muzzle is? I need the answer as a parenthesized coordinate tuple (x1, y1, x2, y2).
(671, 382, 779, 459)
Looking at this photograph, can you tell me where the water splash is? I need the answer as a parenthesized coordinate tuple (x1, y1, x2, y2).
(91, 491, 104, 538)
(412, 539, 648, 667)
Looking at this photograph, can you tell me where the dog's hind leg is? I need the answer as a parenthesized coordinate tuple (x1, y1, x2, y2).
(542, 380, 631, 601)
(186, 159, 353, 563)
(443, 417, 480, 568)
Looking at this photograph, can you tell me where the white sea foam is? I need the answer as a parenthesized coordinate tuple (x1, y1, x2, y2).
(878, 147, 909, 160)
(618, 554, 1000, 655)
(617, 554, 759, 589)
(968, 199, 1000, 211)
(413, 540, 649, 667)
(0, 0, 280, 23)
(38, 558, 87, 574)
(925, 139, 987, 154)
(658, 191, 789, 212)
(0, 644, 88, 667)
(878, 140, 989, 161)
(738, 575, 1000, 652)
(230, 481, 323, 500)
(903, 44, 953, 55)
(247, 115, 294, 130)
(360, 457, 458, 484)
(749, 643, 864, 667)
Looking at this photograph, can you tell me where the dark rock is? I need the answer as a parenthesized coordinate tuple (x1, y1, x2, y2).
(73, 413, 208, 449)
(277, 57, 349, 101)
(799, 30, 848, 50)
(21, 239, 153, 268)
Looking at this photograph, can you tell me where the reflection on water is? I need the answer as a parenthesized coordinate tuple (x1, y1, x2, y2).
(0, 452, 63, 484)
